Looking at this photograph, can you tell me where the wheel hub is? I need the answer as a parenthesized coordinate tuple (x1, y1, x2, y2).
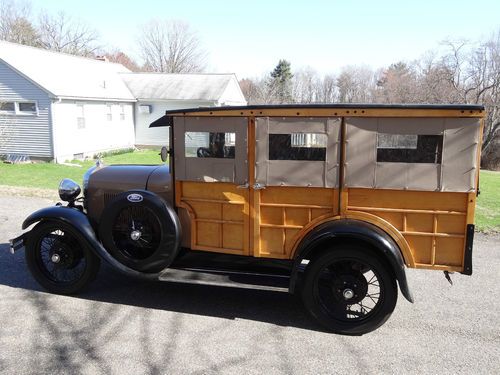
(130, 230, 142, 241)
(51, 253, 61, 263)
(333, 273, 368, 304)
(343, 288, 354, 300)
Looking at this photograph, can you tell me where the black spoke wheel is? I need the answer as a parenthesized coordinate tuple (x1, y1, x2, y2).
(99, 191, 181, 273)
(111, 205, 162, 261)
(25, 221, 100, 295)
(301, 245, 397, 335)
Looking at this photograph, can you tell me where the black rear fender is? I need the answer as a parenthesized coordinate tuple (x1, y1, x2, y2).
(22, 206, 159, 280)
(291, 219, 414, 303)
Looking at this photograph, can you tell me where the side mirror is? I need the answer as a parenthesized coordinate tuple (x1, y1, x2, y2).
(159, 146, 168, 162)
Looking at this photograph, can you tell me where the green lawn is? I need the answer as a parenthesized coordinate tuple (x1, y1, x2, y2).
(0, 149, 162, 190)
(475, 170, 500, 232)
(1, 153, 498, 232)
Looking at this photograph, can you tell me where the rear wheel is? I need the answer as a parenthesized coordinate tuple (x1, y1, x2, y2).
(25, 221, 100, 294)
(301, 245, 397, 335)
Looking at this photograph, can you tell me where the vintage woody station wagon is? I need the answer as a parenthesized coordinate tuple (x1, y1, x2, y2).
(10, 104, 485, 334)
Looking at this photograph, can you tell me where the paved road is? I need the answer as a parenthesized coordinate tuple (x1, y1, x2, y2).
(0, 195, 499, 375)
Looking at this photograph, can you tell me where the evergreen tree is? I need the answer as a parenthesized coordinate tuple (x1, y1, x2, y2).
(268, 59, 293, 103)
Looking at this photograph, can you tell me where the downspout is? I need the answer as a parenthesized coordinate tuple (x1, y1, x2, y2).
(49, 97, 62, 163)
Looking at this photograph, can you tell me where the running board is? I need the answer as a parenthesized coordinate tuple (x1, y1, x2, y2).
(158, 267, 290, 293)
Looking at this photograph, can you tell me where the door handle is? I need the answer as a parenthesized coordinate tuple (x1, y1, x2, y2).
(237, 182, 249, 189)
(252, 183, 266, 190)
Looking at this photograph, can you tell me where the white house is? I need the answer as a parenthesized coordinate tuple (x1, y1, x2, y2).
(0, 41, 136, 162)
(120, 73, 246, 146)
(0, 41, 247, 162)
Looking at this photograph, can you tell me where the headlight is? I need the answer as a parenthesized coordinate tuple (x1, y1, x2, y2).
(58, 178, 81, 202)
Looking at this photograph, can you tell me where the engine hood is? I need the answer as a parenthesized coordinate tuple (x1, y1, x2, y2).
(89, 164, 163, 191)
(86, 164, 169, 227)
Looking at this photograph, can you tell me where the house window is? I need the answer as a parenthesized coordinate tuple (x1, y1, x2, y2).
(76, 104, 85, 129)
(18, 102, 37, 114)
(138, 104, 152, 114)
(120, 104, 125, 121)
(269, 133, 327, 161)
(1, 101, 38, 115)
(185, 131, 235, 158)
(106, 104, 112, 121)
(376, 133, 443, 164)
(0, 101, 15, 113)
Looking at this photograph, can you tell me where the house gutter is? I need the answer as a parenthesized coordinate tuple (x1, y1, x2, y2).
(56, 96, 137, 102)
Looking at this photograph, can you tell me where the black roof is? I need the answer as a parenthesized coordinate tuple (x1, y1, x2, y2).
(150, 103, 484, 128)
(163, 103, 484, 115)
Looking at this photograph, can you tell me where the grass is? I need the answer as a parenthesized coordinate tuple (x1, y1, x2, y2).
(0, 152, 498, 232)
(0, 149, 162, 190)
(475, 170, 500, 233)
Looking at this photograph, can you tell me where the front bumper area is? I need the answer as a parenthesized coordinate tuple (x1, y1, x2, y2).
(9, 234, 25, 254)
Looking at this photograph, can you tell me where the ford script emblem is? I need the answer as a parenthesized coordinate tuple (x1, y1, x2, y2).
(127, 193, 143, 203)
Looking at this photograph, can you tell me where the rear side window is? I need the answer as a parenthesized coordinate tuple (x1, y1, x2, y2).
(269, 133, 327, 161)
(185, 131, 235, 158)
(376, 133, 443, 164)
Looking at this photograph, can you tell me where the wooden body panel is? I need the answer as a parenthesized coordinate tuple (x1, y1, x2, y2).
(176, 181, 250, 256)
(170, 105, 484, 274)
(346, 188, 471, 271)
(254, 187, 339, 258)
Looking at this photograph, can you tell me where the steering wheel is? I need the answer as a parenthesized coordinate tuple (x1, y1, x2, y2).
(197, 147, 212, 158)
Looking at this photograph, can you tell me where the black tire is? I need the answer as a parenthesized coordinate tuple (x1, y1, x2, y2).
(301, 245, 397, 335)
(99, 190, 181, 273)
(25, 221, 100, 295)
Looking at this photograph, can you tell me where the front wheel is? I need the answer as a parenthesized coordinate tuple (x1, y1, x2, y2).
(25, 221, 100, 294)
(301, 245, 397, 335)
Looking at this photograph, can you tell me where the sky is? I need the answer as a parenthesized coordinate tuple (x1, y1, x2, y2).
(30, 0, 500, 79)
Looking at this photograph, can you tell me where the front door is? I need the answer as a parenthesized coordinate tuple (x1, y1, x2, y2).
(173, 116, 251, 256)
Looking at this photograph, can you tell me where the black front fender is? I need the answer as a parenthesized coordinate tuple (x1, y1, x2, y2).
(22, 206, 160, 280)
(290, 219, 414, 303)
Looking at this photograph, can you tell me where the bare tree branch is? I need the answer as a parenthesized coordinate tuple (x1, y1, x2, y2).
(0, 0, 39, 46)
(138, 19, 206, 73)
(37, 11, 100, 57)
(102, 49, 141, 72)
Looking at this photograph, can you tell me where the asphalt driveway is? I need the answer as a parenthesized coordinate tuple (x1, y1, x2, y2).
(0, 194, 499, 374)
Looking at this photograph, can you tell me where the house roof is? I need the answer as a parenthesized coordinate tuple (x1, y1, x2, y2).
(0, 41, 135, 101)
(120, 73, 243, 102)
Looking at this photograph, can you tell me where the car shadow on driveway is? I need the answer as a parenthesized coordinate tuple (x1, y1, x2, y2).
(0, 243, 320, 332)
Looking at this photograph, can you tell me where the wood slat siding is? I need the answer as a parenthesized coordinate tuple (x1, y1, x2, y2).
(0, 61, 52, 158)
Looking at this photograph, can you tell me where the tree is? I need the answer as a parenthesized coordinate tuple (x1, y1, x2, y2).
(292, 67, 320, 103)
(467, 33, 500, 168)
(0, 0, 39, 46)
(316, 74, 337, 103)
(434, 36, 500, 168)
(37, 11, 100, 56)
(239, 78, 261, 104)
(375, 62, 419, 103)
(104, 49, 141, 72)
(268, 59, 293, 103)
(138, 19, 206, 73)
(337, 66, 376, 103)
